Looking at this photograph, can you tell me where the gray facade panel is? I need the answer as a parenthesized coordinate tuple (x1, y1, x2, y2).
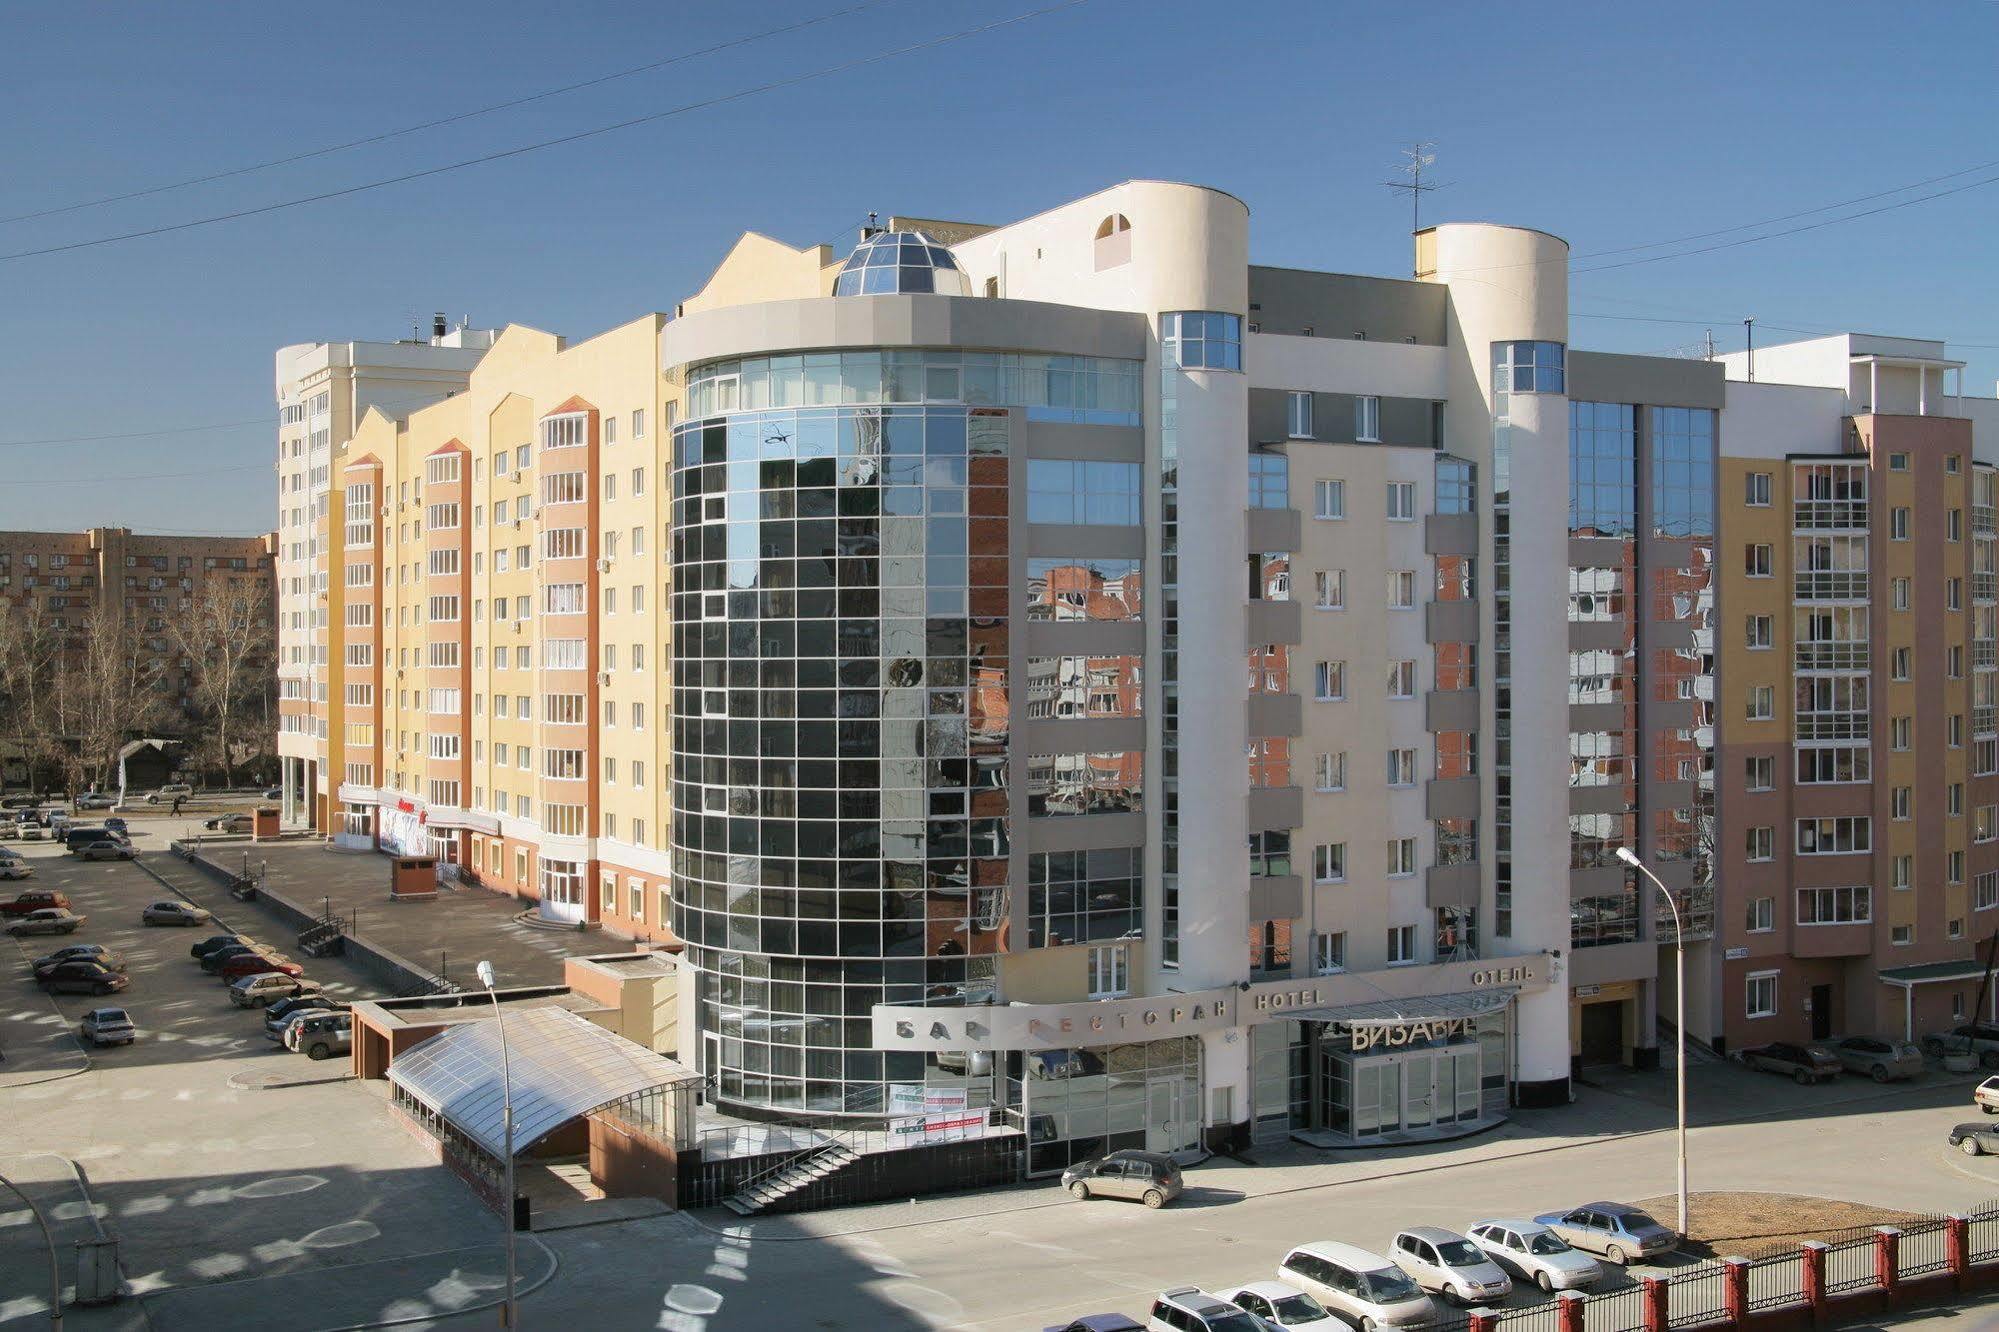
(1246, 506, 1303, 553)
(1569, 702, 1627, 733)
(1569, 784, 1632, 816)
(1025, 422, 1144, 462)
(1246, 692, 1303, 738)
(1426, 688, 1479, 733)
(1426, 513, 1479, 556)
(1246, 784, 1304, 832)
(1019, 717, 1143, 755)
(1569, 864, 1629, 900)
(1248, 266, 1448, 346)
(1426, 776, 1480, 821)
(1026, 811, 1146, 854)
(1568, 939, 1659, 986)
(1248, 388, 1437, 448)
(1025, 621, 1143, 657)
(1248, 874, 1305, 923)
(1426, 599, 1479, 644)
(1246, 598, 1302, 648)
(1570, 537, 1629, 568)
(1569, 350, 1725, 410)
(1570, 621, 1627, 651)
(1426, 863, 1481, 909)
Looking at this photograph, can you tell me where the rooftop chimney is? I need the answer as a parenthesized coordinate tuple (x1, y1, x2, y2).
(432, 312, 448, 341)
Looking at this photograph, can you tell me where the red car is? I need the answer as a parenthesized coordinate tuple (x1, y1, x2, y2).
(1, 889, 71, 917)
(216, 953, 304, 982)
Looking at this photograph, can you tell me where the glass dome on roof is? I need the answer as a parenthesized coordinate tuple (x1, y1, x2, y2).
(832, 230, 972, 297)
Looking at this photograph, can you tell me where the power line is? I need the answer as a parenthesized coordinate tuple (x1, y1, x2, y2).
(0, 418, 271, 448)
(0, 1, 1088, 264)
(6, 464, 267, 487)
(0, 2, 895, 228)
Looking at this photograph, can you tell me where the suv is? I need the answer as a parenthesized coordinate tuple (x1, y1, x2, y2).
(287, 1011, 352, 1060)
(1, 888, 70, 916)
(1925, 1024, 1999, 1068)
(1063, 1150, 1185, 1209)
(1146, 1288, 1266, 1332)
(265, 996, 345, 1041)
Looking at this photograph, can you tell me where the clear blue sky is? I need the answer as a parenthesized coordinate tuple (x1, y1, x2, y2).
(4, 0, 1996, 533)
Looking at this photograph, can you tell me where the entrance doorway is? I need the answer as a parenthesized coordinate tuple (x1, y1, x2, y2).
(1810, 984, 1833, 1041)
(1579, 1001, 1624, 1067)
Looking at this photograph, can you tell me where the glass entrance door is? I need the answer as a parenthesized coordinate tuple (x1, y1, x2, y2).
(1401, 1058, 1436, 1131)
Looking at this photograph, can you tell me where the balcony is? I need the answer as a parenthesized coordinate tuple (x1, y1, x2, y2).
(1246, 785, 1304, 832)
(1426, 862, 1479, 909)
(1794, 571, 1869, 602)
(1976, 504, 1996, 537)
(1426, 599, 1479, 643)
(1246, 692, 1303, 738)
(1792, 922, 1873, 959)
(1796, 711, 1871, 742)
(1978, 706, 1998, 738)
(1976, 572, 1999, 604)
(1977, 641, 1998, 671)
(1795, 642, 1870, 672)
(1246, 506, 1302, 554)
(1792, 500, 1869, 532)
(1245, 599, 1302, 649)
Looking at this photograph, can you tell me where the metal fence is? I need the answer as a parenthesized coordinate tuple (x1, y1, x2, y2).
(1974, 1201, 1999, 1262)
(1743, 1254, 1803, 1313)
(1664, 1264, 1730, 1326)
(1899, 1220, 1953, 1279)
(1580, 1285, 1648, 1332)
(1491, 1301, 1564, 1332)
(1824, 1235, 1878, 1295)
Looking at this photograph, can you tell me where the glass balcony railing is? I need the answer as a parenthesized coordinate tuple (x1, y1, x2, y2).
(1795, 642, 1870, 672)
(1975, 505, 1996, 536)
(1793, 500, 1869, 531)
(1794, 571, 1869, 602)
(1796, 711, 1871, 741)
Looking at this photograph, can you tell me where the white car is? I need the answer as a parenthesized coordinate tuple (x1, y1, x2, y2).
(1278, 1241, 1437, 1331)
(0, 857, 30, 880)
(1389, 1227, 1512, 1305)
(1218, 1280, 1344, 1329)
(1976, 1075, 1999, 1115)
(1467, 1219, 1604, 1293)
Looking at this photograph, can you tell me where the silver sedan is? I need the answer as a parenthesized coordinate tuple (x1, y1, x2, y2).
(1467, 1220, 1604, 1293)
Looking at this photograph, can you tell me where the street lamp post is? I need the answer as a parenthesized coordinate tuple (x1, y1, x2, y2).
(476, 960, 518, 1328)
(0, 1169, 63, 1331)
(1617, 846, 1689, 1239)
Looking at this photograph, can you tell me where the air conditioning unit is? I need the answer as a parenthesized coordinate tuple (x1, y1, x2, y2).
(511, 620, 523, 634)
(597, 671, 612, 685)
(595, 558, 612, 573)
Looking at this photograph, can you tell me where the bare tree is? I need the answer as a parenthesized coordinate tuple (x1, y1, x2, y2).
(64, 607, 170, 794)
(0, 599, 63, 790)
(168, 577, 274, 787)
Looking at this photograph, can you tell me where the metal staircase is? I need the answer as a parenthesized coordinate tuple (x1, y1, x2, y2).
(297, 914, 346, 958)
(721, 1140, 860, 1216)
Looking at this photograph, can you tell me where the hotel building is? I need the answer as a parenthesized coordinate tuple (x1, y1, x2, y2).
(286, 180, 1999, 1165)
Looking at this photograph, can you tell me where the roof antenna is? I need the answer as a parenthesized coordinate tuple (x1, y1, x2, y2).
(861, 211, 883, 241)
(1383, 142, 1447, 275)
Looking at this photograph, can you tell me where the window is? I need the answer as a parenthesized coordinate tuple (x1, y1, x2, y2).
(1891, 506, 1911, 540)
(1746, 755, 1775, 790)
(1745, 471, 1772, 506)
(1893, 786, 1912, 820)
(1356, 396, 1381, 443)
(1747, 685, 1774, 721)
(1387, 837, 1417, 877)
(1950, 509, 1964, 542)
(1246, 453, 1289, 510)
(1312, 932, 1346, 975)
(1889, 451, 1910, 471)
(1798, 885, 1871, 925)
(1386, 923, 1418, 964)
(1747, 972, 1778, 1019)
(1386, 481, 1415, 521)
(1287, 391, 1313, 438)
(1951, 783, 1966, 816)
(1950, 850, 1967, 883)
(1746, 614, 1772, 649)
(1747, 896, 1775, 933)
(1892, 854, 1912, 890)
(1387, 748, 1416, 786)
(1493, 340, 1566, 393)
(1314, 479, 1345, 520)
(1746, 826, 1774, 861)
(1313, 569, 1345, 610)
(1026, 459, 1142, 525)
(1088, 945, 1129, 999)
(1891, 646, 1911, 681)
(1314, 751, 1346, 792)
(1313, 843, 1347, 883)
(1161, 311, 1243, 370)
(1388, 660, 1416, 698)
(1978, 871, 1999, 911)
(1892, 577, 1911, 610)
(1314, 660, 1345, 701)
(1891, 716, 1911, 750)
(1745, 544, 1772, 577)
(1978, 804, 1998, 843)
(1951, 918, 1966, 940)
(1892, 925, 1914, 946)
(1796, 816, 1871, 855)
(1387, 570, 1416, 609)
(1950, 455, 1963, 475)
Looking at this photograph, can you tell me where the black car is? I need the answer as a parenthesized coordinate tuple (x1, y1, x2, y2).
(1735, 1041, 1843, 1084)
(1951, 1122, 1999, 1157)
(190, 934, 247, 960)
(199, 943, 261, 973)
(40, 961, 128, 995)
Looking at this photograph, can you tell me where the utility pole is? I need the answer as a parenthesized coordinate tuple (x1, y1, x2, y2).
(1383, 143, 1447, 275)
(1744, 318, 1756, 382)
(1704, 329, 1716, 361)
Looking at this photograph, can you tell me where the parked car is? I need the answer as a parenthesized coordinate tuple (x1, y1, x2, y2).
(62, 827, 110, 852)
(1062, 1149, 1185, 1209)
(1, 888, 70, 916)
(203, 813, 252, 833)
(103, 817, 129, 836)
(1277, 1242, 1437, 1330)
(0, 821, 18, 841)
(7, 908, 86, 937)
(34, 944, 123, 973)
(1217, 1281, 1343, 1329)
(0, 857, 30, 880)
(1950, 1122, 1999, 1156)
(262, 787, 283, 801)
(1924, 1024, 1999, 1068)
(77, 839, 135, 862)
(142, 900, 210, 927)
(191, 934, 250, 960)
(286, 1010, 352, 1060)
(1735, 1041, 1843, 1085)
(1389, 1227, 1513, 1305)
(199, 943, 263, 973)
(79, 1007, 136, 1046)
(265, 996, 345, 1041)
(40, 961, 126, 995)
(1977, 1075, 1999, 1115)
(1466, 1220, 1604, 1293)
(1532, 1204, 1679, 1265)
(230, 973, 319, 1008)
(1825, 1035, 1925, 1083)
(146, 784, 193, 804)
(1043, 1317, 1143, 1332)
(1145, 1288, 1266, 1332)
(75, 793, 116, 810)
(218, 952, 304, 982)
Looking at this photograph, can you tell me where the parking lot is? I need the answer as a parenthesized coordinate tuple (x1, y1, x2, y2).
(0, 831, 519, 1329)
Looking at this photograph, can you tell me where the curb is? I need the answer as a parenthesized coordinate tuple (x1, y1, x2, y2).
(1, 935, 93, 1088)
